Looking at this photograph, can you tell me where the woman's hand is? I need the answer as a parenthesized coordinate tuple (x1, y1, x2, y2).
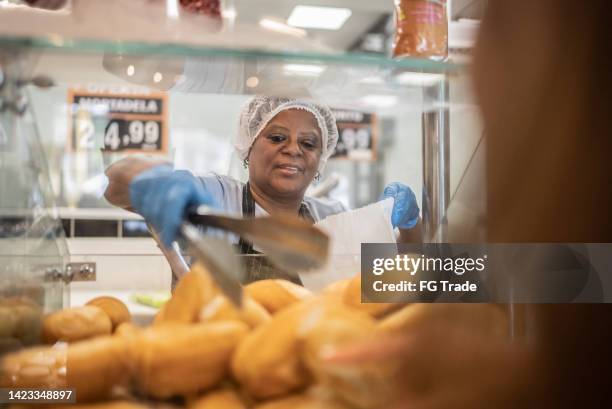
(382, 182, 420, 229)
(129, 165, 216, 247)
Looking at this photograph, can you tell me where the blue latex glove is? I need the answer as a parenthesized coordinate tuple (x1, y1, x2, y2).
(129, 165, 216, 247)
(381, 182, 420, 229)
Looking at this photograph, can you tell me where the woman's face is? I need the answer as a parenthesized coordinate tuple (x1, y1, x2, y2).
(248, 109, 323, 199)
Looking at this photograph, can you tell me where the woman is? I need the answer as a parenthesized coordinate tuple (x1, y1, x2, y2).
(105, 96, 421, 251)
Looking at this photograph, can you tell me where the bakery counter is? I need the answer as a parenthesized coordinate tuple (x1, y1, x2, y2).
(70, 290, 163, 326)
(1, 264, 512, 409)
(65, 236, 173, 328)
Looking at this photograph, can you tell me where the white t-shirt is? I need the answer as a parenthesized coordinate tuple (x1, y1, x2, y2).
(198, 173, 347, 245)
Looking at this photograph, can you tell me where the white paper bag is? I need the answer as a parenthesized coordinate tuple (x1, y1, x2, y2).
(299, 198, 397, 291)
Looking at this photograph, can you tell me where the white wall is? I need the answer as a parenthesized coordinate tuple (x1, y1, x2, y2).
(382, 93, 424, 209)
(168, 93, 251, 179)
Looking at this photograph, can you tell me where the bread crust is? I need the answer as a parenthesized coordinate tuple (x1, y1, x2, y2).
(244, 280, 312, 315)
(130, 321, 249, 399)
(42, 306, 112, 344)
(155, 264, 219, 325)
(199, 295, 271, 329)
(188, 388, 248, 409)
(86, 297, 131, 331)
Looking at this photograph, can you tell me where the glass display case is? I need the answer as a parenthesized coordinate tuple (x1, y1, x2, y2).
(0, 1, 484, 317)
(5, 4, 608, 408)
(0, 4, 514, 408)
(0, 48, 70, 354)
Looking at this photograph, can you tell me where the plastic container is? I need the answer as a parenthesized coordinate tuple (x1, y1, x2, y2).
(393, 0, 448, 61)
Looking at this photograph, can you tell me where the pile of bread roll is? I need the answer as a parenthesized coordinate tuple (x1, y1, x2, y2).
(1, 297, 44, 353)
(1, 264, 509, 408)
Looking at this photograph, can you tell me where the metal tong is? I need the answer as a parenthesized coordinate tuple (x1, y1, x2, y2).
(150, 206, 330, 307)
(148, 223, 245, 307)
(187, 205, 329, 273)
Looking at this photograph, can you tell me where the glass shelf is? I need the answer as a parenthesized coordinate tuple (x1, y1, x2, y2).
(0, 34, 469, 121)
(0, 35, 461, 73)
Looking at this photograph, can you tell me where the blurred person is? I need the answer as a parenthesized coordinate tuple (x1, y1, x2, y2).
(327, 1, 612, 408)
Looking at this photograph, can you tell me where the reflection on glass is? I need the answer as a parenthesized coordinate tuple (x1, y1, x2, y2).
(1, 56, 68, 349)
(122, 220, 150, 238)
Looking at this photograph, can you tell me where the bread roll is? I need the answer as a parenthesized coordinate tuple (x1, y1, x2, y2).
(0, 297, 43, 345)
(114, 322, 141, 340)
(199, 294, 271, 328)
(9, 401, 151, 409)
(1, 344, 67, 389)
(1, 336, 131, 402)
(299, 303, 394, 409)
(321, 279, 351, 301)
(66, 336, 132, 402)
(0, 296, 41, 309)
(12, 303, 43, 345)
(86, 296, 131, 331)
(244, 279, 312, 314)
(0, 306, 17, 338)
(253, 390, 349, 409)
(342, 275, 402, 318)
(0, 337, 22, 355)
(378, 303, 509, 339)
(112, 322, 142, 375)
(232, 297, 377, 401)
(42, 306, 112, 344)
(155, 263, 219, 325)
(152, 303, 168, 326)
(130, 321, 249, 399)
(231, 300, 315, 399)
(189, 388, 248, 409)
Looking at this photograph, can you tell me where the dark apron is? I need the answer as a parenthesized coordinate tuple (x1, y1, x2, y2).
(238, 182, 311, 285)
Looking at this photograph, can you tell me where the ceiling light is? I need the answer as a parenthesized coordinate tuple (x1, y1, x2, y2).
(283, 64, 325, 76)
(287, 6, 351, 30)
(126, 65, 135, 76)
(246, 76, 259, 88)
(395, 72, 444, 86)
(166, 0, 179, 19)
(0, 1, 17, 9)
(259, 18, 307, 38)
(222, 7, 237, 20)
(360, 95, 398, 108)
(358, 76, 385, 85)
(153, 72, 163, 83)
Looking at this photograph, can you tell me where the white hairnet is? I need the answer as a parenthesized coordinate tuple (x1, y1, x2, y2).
(235, 96, 339, 172)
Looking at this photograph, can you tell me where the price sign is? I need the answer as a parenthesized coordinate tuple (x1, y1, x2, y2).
(104, 119, 163, 152)
(330, 109, 377, 160)
(68, 87, 168, 153)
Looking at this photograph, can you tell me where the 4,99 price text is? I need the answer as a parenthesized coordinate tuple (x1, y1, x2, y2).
(104, 119, 162, 152)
